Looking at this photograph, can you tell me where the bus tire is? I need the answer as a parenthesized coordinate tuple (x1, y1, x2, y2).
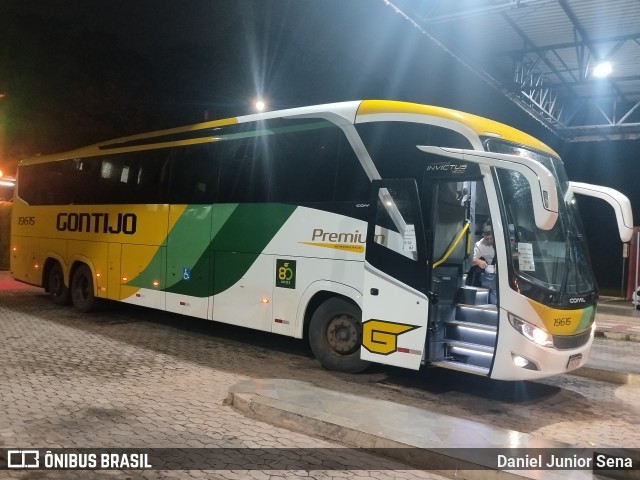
(71, 264, 99, 312)
(308, 297, 370, 373)
(48, 262, 70, 306)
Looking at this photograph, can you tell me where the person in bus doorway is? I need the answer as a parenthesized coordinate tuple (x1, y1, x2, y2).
(473, 224, 495, 269)
(458, 187, 470, 207)
(472, 224, 497, 303)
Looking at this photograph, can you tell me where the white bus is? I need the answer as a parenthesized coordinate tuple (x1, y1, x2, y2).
(11, 100, 633, 380)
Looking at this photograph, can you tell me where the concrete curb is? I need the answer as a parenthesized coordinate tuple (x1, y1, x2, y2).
(595, 331, 640, 342)
(226, 379, 589, 480)
(569, 366, 640, 385)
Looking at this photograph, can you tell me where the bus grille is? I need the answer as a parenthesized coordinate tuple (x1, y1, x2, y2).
(553, 329, 592, 350)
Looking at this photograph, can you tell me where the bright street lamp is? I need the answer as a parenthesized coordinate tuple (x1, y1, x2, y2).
(593, 62, 613, 78)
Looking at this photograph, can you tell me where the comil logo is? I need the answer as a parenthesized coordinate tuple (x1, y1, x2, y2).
(569, 297, 586, 304)
(8, 450, 39, 468)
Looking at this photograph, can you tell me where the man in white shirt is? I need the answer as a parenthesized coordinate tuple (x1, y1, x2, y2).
(470, 224, 497, 303)
(473, 225, 495, 270)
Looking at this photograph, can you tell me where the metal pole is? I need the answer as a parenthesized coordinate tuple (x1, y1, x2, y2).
(632, 231, 640, 309)
(621, 246, 626, 299)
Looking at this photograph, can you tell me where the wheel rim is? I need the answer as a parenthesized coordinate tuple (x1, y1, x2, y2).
(326, 313, 360, 355)
(50, 268, 63, 296)
(74, 274, 89, 304)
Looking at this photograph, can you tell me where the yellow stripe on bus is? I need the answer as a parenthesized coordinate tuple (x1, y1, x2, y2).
(356, 100, 559, 158)
(299, 241, 364, 253)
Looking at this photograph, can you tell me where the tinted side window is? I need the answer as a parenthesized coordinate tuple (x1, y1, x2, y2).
(268, 127, 339, 203)
(89, 150, 171, 204)
(215, 130, 269, 203)
(334, 138, 370, 202)
(18, 149, 171, 205)
(168, 144, 219, 204)
(19, 161, 77, 205)
(216, 119, 369, 204)
(357, 122, 473, 180)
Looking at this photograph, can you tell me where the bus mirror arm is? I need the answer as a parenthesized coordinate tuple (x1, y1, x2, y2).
(417, 146, 559, 231)
(569, 181, 634, 243)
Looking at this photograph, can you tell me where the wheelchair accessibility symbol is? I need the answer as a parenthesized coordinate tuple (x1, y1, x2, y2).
(182, 268, 191, 281)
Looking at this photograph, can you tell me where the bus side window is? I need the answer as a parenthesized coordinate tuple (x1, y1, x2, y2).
(72, 159, 99, 204)
(131, 150, 171, 204)
(268, 127, 339, 204)
(215, 120, 369, 205)
(168, 144, 219, 205)
(217, 136, 270, 203)
(334, 134, 370, 203)
(22, 161, 76, 205)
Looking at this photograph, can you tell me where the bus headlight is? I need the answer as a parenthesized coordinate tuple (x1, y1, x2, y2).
(508, 313, 553, 348)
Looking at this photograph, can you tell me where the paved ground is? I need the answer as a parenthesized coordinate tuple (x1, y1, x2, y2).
(0, 274, 451, 480)
(1, 272, 639, 479)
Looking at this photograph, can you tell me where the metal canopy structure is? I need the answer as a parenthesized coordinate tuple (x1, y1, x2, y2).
(385, 0, 640, 142)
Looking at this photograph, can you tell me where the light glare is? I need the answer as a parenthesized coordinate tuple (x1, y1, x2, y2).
(593, 62, 612, 78)
(512, 355, 529, 368)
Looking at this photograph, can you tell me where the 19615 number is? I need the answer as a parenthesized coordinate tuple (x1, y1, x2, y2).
(554, 317, 572, 327)
(17, 216, 35, 226)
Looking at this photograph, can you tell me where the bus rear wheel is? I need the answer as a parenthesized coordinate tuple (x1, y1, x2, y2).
(308, 297, 370, 373)
(48, 262, 70, 306)
(71, 264, 99, 312)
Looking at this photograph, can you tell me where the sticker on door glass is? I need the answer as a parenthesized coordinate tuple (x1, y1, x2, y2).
(403, 224, 416, 252)
(518, 242, 535, 271)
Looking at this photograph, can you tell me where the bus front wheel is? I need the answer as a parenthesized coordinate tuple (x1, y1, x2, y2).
(48, 262, 70, 306)
(71, 264, 99, 312)
(308, 297, 370, 373)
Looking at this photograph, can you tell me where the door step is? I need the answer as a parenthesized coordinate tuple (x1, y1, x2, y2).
(447, 339, 495, 355)
(431, 360, 490, 376)
(456, 285, 490, 305)
(444, 319, 497, 333)
(456, 303, 498, 326)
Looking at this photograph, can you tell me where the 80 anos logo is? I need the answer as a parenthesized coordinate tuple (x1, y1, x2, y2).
(275, 259, 296, 289)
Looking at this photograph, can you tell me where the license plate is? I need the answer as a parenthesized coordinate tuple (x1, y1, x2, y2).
(567, 353, 582, 370)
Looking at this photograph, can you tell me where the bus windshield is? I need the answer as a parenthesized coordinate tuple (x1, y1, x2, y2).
(486, 140, 595, 297)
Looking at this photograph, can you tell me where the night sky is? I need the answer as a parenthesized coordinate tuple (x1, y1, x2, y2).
(1, 0, 552, 159)
(1, 0, 637, 291)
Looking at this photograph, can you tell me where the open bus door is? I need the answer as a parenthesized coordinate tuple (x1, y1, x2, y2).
(360, 179, 430, 370)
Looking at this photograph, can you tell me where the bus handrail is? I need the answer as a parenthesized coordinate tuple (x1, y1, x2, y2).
(417, 146, 559, 230)
(433, 220, 470, 268)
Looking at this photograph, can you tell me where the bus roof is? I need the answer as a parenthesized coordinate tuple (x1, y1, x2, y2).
(18, 99, 558, 165)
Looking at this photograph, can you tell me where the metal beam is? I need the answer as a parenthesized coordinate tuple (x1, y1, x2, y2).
(384, 0, 640, 141)
(420, 0, 558, 24)
(497, 33, 640, 57)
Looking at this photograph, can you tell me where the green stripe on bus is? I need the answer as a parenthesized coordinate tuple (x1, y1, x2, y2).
(127, 204, 238, 292)
(165, 203, 296, 297)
